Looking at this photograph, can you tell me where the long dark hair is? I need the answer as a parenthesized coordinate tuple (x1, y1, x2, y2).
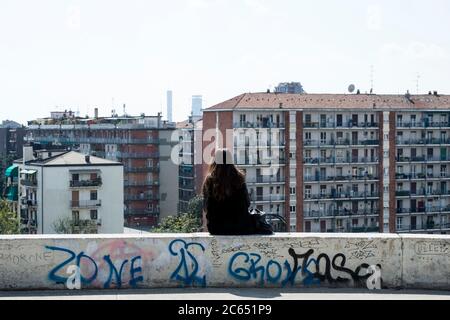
(202, 148, 245, 201)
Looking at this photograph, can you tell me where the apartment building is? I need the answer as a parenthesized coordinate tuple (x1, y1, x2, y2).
(24, 112, 178, 228)
(202, 91, 450, 234)
(15, 147, 124, 234)
(176, 116, 203, 213)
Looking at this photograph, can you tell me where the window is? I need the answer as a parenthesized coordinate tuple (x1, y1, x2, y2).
(90, 210, 98, 220)
(90, 190, 98, 200)
(320, 132, 327, 144)
(305, 132, 311, 141)
(72, 174, 79, 181)
(397, 217, 403, 230)
(290, 206, 296, 213)
(305, 114, 311, 123)
(290, 187, 296, 195)
(352, 219, 358, 226)
(336, 114, 343, 127)
(305, 186, 311, 199)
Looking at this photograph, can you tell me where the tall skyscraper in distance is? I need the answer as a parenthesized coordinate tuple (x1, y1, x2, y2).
(192, 95, 203, 117)
(167, 90, 173, 122)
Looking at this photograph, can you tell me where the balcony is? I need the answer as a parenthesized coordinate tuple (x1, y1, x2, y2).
(70, 200, 102, 208)
(70, 178, 102, 188)
(397, 205, 450, 215)
(20, 198, 37, 207)
(396, 138, 450, 146)
(246, 176, 285, 184)
(397, 222, 450, 232)
(117, 152, 159, 159)
(124, 165, 160, 173)
(124, 180, 159, 187)
(304, 191, 379, 201)
(253, 195, 285, 202)
(20, 179, 37, 187)
(303, 157, 379, 165)
(236, 158, 286, 166)
(303, 122, 379, 129)
(304, 174, 379, 183)
(125, 193, 160, 201)
(396, 189, 450, 197)
(124, 208, 160, 216)
(396, 121, 450, 129)
(234, 121, 285, 129)
(304, 209, 380, 218)
(303, 139, 379, 148)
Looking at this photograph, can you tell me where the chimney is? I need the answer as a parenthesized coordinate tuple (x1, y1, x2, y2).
(94, 108, 99, 119)
(434, 91, 438, 96)
(23, 146, 34, 164)
(85, 155, 90, 163)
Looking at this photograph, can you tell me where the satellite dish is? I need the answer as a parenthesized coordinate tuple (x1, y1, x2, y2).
(348, 84, 356, 93)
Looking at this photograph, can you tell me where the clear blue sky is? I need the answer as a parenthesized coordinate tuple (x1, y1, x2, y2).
(1, 0, 450, 125)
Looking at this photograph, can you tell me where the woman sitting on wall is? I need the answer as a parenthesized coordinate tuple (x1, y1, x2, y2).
(202, 148, 273, 235)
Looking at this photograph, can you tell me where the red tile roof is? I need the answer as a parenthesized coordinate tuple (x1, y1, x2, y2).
(206, 92, 450, 111)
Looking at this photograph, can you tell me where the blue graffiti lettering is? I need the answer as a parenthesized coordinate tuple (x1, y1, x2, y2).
(169, 239, 206, 287)
(103, 255, 128, 289)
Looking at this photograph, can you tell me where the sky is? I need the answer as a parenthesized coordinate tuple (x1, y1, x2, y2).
(1, 0, 450, 125)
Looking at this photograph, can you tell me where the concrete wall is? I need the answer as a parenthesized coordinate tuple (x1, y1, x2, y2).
(0, 233, 449, 291)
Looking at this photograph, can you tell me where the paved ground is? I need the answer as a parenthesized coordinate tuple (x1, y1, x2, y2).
(0, 288, 450, 300)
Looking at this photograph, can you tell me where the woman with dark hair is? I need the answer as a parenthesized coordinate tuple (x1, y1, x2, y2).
(202, 148, 272, 235)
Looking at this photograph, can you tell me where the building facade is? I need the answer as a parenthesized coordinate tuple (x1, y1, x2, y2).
(15, 148, 124, 234)
(202, 92, 450, 234)
(176, 116, 203, 213)
(24, 113, 178, 228)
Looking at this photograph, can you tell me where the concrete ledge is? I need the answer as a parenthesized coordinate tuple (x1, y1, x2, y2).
(0, 233, 448, 290)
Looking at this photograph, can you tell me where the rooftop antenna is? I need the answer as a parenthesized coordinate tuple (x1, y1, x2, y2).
(416, 73, 420, 94)
(370, 65, 374, 94)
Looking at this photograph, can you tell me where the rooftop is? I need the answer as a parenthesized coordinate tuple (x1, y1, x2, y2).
(16, 151, 122, 167)
(206, 92, 450, 111)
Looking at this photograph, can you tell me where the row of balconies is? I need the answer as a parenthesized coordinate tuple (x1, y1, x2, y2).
(234, 141, 286, 148)
(305, 225, 380, 233)
(304, 209, 380, 218)
(303, 157, 379, 165)
(396, 138, 450, 146)
(303, 121, 379, 129)
(124, 165, 160, 173)
(125, 193, 160, 201)
(20, 198, 37, 207)
(396, 189, 450, 197)
(396, 222, 450, 232)
(236, 158, 286, 166)
(397, 205, 450, 214)
(234, 121, 285, 129)
(396, 121, 450, 129)
(124, 180, 159, 187)
(304, 174, 379, 182)
(124, 208, 160, 216)
(304, 139, 379, 147)
(251, 195, 285, 202)
(246, 176, 285, 184)
(304, 191, 379, 200)
(396, 173, 450, 180)
(117, 151, 160, 159)
(396, 156, 450, 163)
(30, 136, 160, 145)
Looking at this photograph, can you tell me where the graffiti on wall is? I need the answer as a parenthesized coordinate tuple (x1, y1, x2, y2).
(45, 245, 144, 289)
(168, 239, 206, 287)
(227, 247, 382, 288)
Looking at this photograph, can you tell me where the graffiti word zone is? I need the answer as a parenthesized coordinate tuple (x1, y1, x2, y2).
(45, 245, 143, 289)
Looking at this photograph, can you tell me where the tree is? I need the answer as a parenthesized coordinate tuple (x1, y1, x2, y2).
(186, 195, 203, 219)
(52, 217, 73, 234)
(151, 196, 204, 233)
(0, 200, 19, 234)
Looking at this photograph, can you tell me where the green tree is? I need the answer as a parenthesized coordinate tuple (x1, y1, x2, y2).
(0, 200, 19, 234)
(151, 195, 204, 233)
(52, 217, 74, 234)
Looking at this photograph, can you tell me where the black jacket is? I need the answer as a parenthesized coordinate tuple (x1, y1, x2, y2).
(203, 183, 256, 235)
